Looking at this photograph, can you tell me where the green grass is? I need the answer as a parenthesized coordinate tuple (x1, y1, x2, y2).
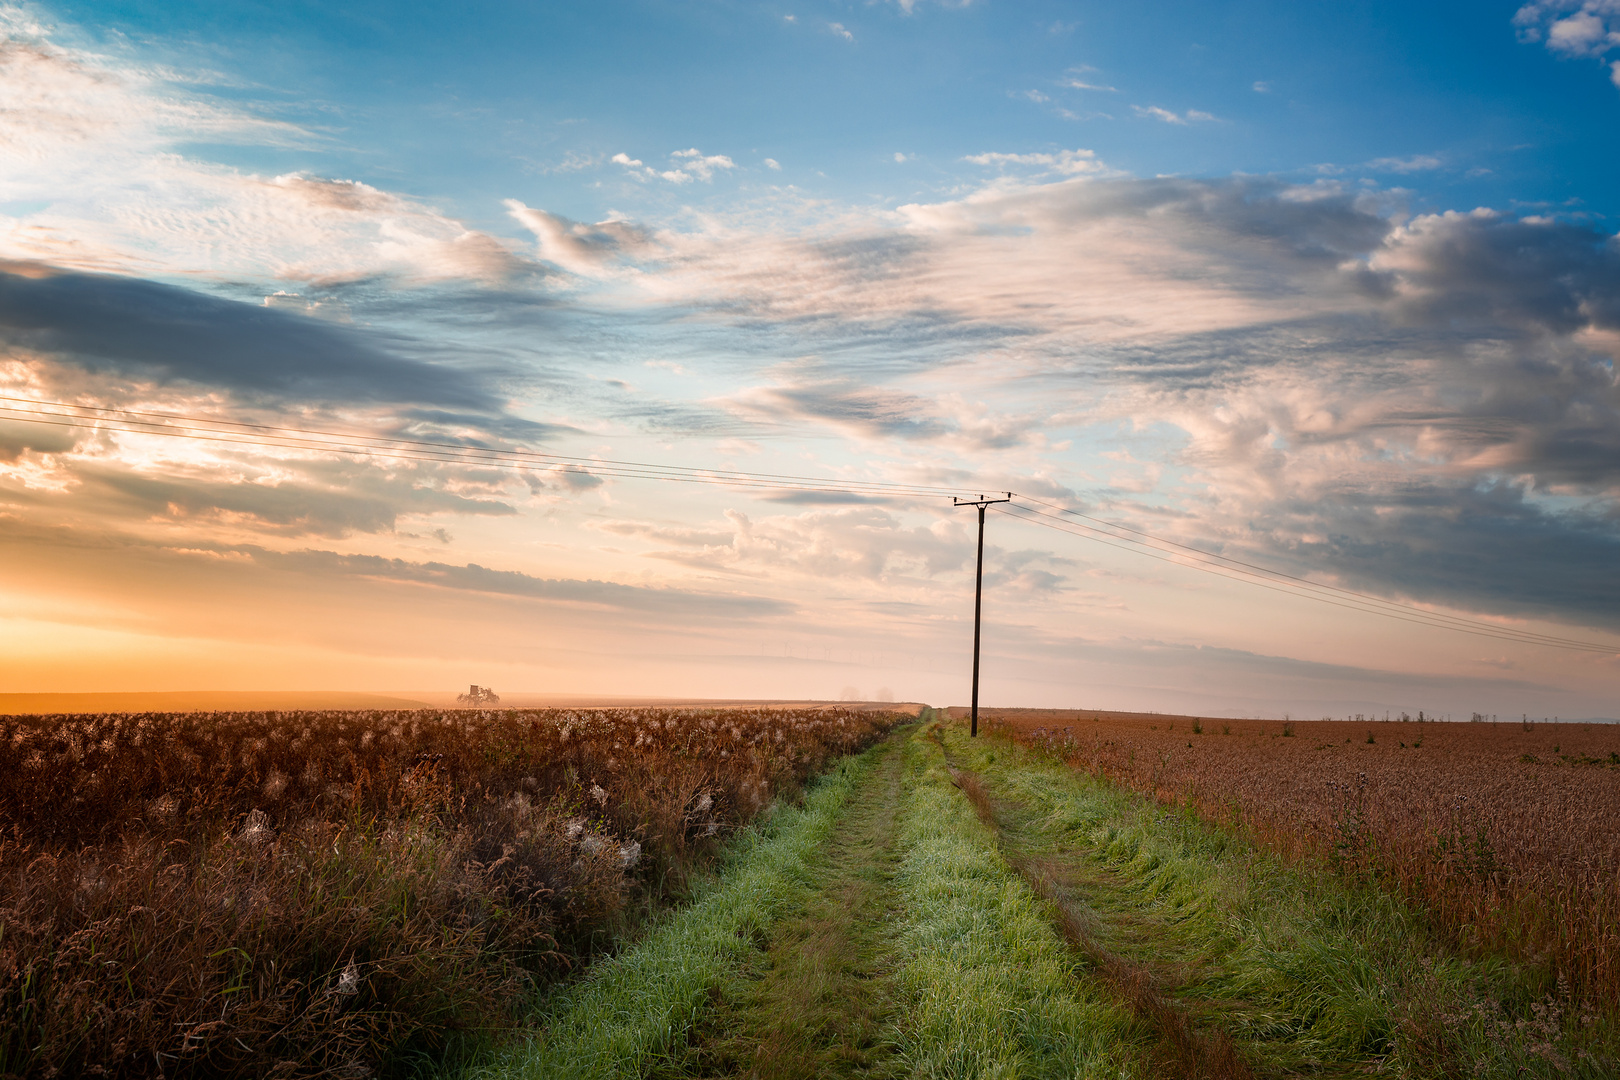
(483, 724, 1158, 1080)
(944, 725, 1614, 1078)
(649, 733, 908, 1079)
(472, 745, 880, 1080)
(887, 729, 1148, 1079)
(465, 721, 1613, 1080)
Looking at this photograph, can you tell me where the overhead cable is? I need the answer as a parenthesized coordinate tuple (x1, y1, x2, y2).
(994, 503, 1617, 654)
(3, 394, 1612, 653)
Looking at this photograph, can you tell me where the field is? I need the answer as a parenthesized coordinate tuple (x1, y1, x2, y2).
(966, 708, 1620, 1013)
(477, 718, 1613, 1078)
(4, 706, 1615, 1079)
(0, 705, 900, 1077)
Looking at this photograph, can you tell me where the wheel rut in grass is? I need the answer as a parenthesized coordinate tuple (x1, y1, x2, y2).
(666, 733, 906, 1080)
(946, 760, 1254, 1080)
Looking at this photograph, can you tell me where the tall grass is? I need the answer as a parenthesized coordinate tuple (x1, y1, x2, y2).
(483, 746, 879, 1080)
(0, 707, 896, 1078)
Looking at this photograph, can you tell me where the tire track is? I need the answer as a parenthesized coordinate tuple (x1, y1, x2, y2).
(942, 748, 1255, 1080)
(666, 734, 906, 1080)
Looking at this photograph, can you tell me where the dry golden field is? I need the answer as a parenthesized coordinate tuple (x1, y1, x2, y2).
(957, 707, 1620, 1013)
(0, 706, 898, 1077)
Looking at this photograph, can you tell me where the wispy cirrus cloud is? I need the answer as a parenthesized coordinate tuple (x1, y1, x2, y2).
(1060, 77, 1119, 92)
(0, 16, 531, 284)
(961, 147, 1110, 176)
(1132, 104, 1219, 125)
(1366, 153, 1443, 173)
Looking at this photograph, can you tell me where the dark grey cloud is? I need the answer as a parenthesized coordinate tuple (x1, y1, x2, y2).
(0, 417, 76, 461)
(1257, 481, 1620, 633)
(252, 547, 792, 618)
(1384, 212, 1620, 334)
(1035, 176, 1396, 266)
(0, 264, 499, 409)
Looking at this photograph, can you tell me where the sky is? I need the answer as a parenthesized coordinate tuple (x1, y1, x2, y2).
(2, 0, 1619, 719)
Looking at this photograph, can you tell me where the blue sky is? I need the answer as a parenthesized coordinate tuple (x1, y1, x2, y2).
(2, 0, 1619, 717)
(44, 0, 1620, 223)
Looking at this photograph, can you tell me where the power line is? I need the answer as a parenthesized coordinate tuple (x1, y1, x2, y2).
(994, 503, 1617, 654)
(3, 394, 1613, 654)
(1005, 498, 1609, 651)
(0, 396, 964, 500)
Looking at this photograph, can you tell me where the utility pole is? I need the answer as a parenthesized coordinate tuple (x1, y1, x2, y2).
(955, 493, 1010, 736)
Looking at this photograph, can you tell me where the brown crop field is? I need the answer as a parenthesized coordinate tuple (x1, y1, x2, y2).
(962, 707, 1620, 1015)
(0, 705, 901, 1078)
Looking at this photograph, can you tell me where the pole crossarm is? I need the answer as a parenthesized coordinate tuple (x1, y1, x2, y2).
(955, 494, 1009, 737)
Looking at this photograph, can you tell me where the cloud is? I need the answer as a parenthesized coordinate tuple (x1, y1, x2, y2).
(666, 148, 736, 182)
(524, 172, 1620, 633)
(726, 374, 954, 443)
(1367, 154, 1443, 173)
(0, 22, 529, 285)
(829, 22, 854, 42)
(1515, 2, 1620, 85)
(73, 457, 520, 538)
(226, 545, 795, 617)
(1061, 78, 1119, 92)
(764, 157, 782, 170)
(504, 201, 656, 276)
(0, 264, 499, 407)
(1133, 105, 1218, 124)
(1515, 1, 1620, 55)
(1370, 208, 1620, 336)
(724, 370, 1047, 451)
(610, 148, 735, 184)
(600, 505, 975, 583)
(1252, 80, 1272, 93)
(962, 148, 1108, 176)
(536, 150, 603, 174)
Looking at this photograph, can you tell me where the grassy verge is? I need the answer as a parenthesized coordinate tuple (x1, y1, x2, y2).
(887, 725, 1148, 1079)
(476, 742, 883, 1080)
(652, 734, 907, 1079)
(942, 724, 1614, 1078)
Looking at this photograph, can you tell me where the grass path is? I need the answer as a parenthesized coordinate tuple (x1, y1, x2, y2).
(657, 730, 907, 1079)
(666, 724, 1150, 1079)
(885, 718, 1147, 1079)
(505, 723, 1155, 1079)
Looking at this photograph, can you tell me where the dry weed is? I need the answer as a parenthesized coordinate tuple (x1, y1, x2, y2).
(0, 706, 894, 1077)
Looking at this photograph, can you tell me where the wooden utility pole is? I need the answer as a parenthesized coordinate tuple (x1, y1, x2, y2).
(955, 494, 1010, 736)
